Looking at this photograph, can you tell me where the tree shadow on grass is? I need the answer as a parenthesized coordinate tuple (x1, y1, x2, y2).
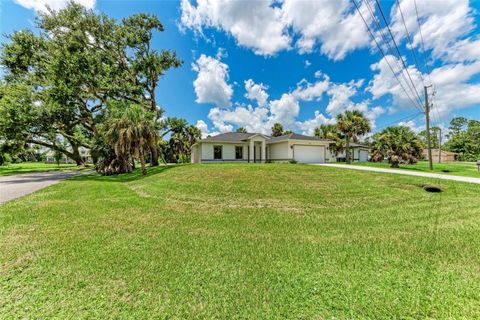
(70, 164, 184, 183)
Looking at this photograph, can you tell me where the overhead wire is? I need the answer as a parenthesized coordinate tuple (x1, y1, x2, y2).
(351, 0, 424, 114)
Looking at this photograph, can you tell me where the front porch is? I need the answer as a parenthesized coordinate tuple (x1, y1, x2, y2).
(248, 138, 267, 163)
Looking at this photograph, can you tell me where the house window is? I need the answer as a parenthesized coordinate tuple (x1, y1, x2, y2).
(235, 146, 243, 160)
(213, 145, 222, 160)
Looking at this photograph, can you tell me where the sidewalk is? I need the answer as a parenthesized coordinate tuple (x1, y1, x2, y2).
(313, 163, 480, 185)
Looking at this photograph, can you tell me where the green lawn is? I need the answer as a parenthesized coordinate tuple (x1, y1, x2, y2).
(0, 162, 78, 176)
(1, 164, 480, 318)
(353, 160, 480, 178)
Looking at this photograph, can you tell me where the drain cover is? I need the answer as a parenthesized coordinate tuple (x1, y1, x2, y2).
(423, 185, 443, 193)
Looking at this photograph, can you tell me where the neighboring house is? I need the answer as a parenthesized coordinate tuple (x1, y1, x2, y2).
(191, 132, 369, 164)
(422, 149, 456, 162)
(335, 143, 370, 162)
(45, 147, 93, 164)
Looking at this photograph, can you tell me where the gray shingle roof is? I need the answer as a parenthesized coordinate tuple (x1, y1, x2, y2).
(267, 132, 333, 143)
(200, 132, 334, 143)
(200, 132, 258, 142)
(350, 143, 369, 148)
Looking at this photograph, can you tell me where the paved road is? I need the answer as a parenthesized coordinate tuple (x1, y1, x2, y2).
(0, 171, 84, 204)
(314, 163, 480, 185)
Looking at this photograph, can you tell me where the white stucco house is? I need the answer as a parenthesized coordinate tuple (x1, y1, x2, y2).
(191, 132, 369, 164)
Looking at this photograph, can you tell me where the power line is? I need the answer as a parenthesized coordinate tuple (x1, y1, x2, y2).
(361, 0, 424, 112)
(413, 0, 441, 128)
(396, 0, 424, 86)
(413, 0, 433, 86)
(351, 0, 424, 113)
(376, 111, 423, 131)
(374, 0, 424, 108)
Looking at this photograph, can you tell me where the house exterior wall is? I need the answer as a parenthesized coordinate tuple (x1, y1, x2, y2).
(269, 141, 289, 161)
(268, 140, 330, 163)
(199, 142, 249, 162)
(195, 138, 332, 164)
(422, 149, 456, 162)
(335, 147, 369, 162)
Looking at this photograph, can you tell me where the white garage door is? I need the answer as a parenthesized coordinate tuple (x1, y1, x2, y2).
(359, 150, 368, 162)
(294, 145, 325, 163)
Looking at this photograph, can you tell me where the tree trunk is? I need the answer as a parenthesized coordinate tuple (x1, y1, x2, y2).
(150, 146, 159, 167)
(345, 136, 351, 164)
(70, 143, 84, 166)
(140, 150, 147, 175)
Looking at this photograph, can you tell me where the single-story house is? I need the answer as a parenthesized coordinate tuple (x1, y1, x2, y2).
(191, 132, 369, 164)
(422, 148, 456, 162)
(45, 147, 93, 164)
(335, 143, 370, 162)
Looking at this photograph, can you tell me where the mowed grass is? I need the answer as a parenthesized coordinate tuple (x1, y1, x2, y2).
(0, 162, 78, 176)
(1, 164, 480, 319)
(353, 160, 480, 178)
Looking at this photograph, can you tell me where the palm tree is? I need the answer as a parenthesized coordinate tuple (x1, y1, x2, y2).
(271, 123, 284, 137)
(105, 104, 158, 175)
(314, 124, 337, 139)
(371, 126, 424, 168)
(314, 124, 345, 158)
(236, 127, 247, 133)
(336, 110, 371, 164)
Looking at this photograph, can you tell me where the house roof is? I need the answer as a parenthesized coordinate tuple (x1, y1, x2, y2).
(267, 132, 333, 143)
(200, 132, 260, 142)
(350, 143, 369, 148)
(199, 132, 334, 144)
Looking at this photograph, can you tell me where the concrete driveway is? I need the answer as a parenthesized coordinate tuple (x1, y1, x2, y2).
(314, 163, 480, 185)
(0, 170, 85, 204)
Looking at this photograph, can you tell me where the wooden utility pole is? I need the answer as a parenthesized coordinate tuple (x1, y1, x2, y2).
(438, 128, 442, 163)
(424, 85, 433, 170)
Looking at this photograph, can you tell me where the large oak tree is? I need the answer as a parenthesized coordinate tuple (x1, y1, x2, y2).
(0, 2, 181, 167)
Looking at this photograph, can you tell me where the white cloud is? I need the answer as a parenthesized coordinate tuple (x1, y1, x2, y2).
(398, 120, 423, 133)
(292, 76, 330, 101)
(390, 0, 477, 63)
(180, 0, 290, 56)
(201, 70, 381, 135)
(180, 0, 372, 60)
(14, 0, 95, 12)
(208, 105, 270, 134)
(369, 56, 480, 121)
(195, 120, 219, 138)
(368, 55, 425, 110)
(282, 0, 372, 60)
(244, 79, 269, 107)
(191, 54, 233, 108)
(296, 111, 332, 135)
(269, 93, 300, 126)
(304, 60, 311, 67)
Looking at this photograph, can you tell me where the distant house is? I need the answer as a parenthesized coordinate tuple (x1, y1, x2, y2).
(45, 147, 93, 164)
(422, 149, 456, 162)
(191, 132, 369, 164)
(335, 143, 370, 162)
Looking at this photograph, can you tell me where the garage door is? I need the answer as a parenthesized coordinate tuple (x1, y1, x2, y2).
(294, 145, 325, 163)
(359, 150, 368, 162)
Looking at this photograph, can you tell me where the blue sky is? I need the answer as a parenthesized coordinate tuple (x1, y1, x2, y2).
(1, 0, 479, 137)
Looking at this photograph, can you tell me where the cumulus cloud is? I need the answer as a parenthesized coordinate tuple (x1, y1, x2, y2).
(191, 54, 233, 108)
(368, 56, 480, 120)
(14, 0, 95, 12)
(390, 0, 476, 62)
(195, 120, 219, 138)
(180, 0, 372, 60)
(292, 76, 330, 101)
(282, 0, 372, 60)
(244, 79, 269, 107)
(180, 0, 290, 56)
(197, 69, 382, 135)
